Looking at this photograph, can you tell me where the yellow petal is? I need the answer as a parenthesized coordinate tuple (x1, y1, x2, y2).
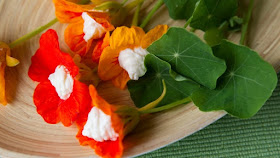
(141, 25, 168, 49)
(6, 55, 19, 67)
(110, 26, 145, 49)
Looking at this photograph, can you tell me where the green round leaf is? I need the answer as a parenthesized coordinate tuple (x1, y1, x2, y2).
(147, 27, 226, 89)
(163, 0, 199, 20)
(191, 40, 278, 118)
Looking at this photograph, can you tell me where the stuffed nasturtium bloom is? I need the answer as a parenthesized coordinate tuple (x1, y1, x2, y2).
(28, 29, 91, 127)
(53, 0, 114, 57)
(98, 25, 168, 89)
(0, 42, 19, 105)
(76, 85, 124, 158)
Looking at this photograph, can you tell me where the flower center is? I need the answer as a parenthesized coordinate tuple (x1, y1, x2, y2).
(82, 107, 119, 142)
(82, 12, 106, 42)
(48, 65, 74, 100)
(118, 47, 149, 80)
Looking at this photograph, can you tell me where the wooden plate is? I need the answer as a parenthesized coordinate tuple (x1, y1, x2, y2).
(0, 0, 279, 157)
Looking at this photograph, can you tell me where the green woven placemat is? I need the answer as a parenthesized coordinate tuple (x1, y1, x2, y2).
(138, 73, 280, 158)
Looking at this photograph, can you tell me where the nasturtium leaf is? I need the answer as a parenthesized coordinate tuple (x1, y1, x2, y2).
(163, 0, 199, 20)
(147, 27, 226, 89)
(127, 54, 199, 108)
(190, 0, 238, 31)
(191, 40, 278, 118)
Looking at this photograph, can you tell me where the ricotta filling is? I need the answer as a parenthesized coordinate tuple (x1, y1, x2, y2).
(82, 12, 106, 42)
(118, 47, 149, 80)
(48, 65, 74, 100)
(82, 107, 119, 142)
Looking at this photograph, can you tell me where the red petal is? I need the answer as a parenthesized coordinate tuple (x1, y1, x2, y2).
(76, 85, 124, 158)
(28, 29, 79, 82)
(59, 80, 91, 127)
(34, 81, 60, 124)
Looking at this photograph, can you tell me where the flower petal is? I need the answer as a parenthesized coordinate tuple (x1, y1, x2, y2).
(64, 17, 88, 56)
(110, 26, 145, 49)
(92, 32, 110, 63)
(111, 71, 130, 90)
(141, 25, 168, 48)
(34, 81, 61, 124)
(28, 29, 79, 82)
(53, 0, 96, 23)
(76, 85, 124, 158)
(59, 80, 91, 127)
(98, 47, 123, 81)
(0, 64, 7, 105)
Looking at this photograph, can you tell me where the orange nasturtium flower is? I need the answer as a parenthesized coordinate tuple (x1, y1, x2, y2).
(98, 25, 168, 89)
(76, 85, 125, 158)
(53, 0, 115, 59)
(0, 42, 19, 105)
(28, 29, 91, 127)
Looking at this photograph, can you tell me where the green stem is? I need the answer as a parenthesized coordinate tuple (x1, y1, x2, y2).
(121, 0, 129, 6)
(78, 0, 91, 4)
(240, 0, 254, 45)
(184, 17, 192, 28)
(140, 97, 192, 114)
(140, 0, 164, 28)
(9, 18, 58, 49)
(125, 0, 145, 12)
(131, 2, 143, 26)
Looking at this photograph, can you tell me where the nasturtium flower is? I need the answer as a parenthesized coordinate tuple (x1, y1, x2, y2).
(98, 25, 168, 89)
(0, 42, 19, 105)
(53, 0, 114, 57)
(76, 85, 124, 158)
(28, 29, 91, 127)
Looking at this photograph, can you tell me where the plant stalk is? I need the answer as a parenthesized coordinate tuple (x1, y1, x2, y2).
(240, 0, 254, 45)
(9, 18, 58, 49)
(140, 97, 192, 114)
(140, 0, 164, 28)
(131, 2, 143, 26)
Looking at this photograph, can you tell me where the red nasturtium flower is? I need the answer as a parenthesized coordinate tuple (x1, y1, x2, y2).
(53, 0, 115, 60)
(28, 29, 91, 127)
(76, 85, 124, 158)
(98, 25, 168, 89)
(0, 42, 19, 105)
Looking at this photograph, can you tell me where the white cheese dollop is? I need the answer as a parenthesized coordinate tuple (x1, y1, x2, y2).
(118, 47, 149, 80)
(48, 65, 74, 100)
(82, 12, 106, 42)
(82, 107, 119, 142)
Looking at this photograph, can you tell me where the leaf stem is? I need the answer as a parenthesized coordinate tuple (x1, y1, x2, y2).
(138, 80, 167, 112)
(140, 0, 164, 28)
(184, 17, 192, 28)
(9, 18, 58, 49)
(140, 97, 192, 114)
(240, 0, 254, 45)
(125, 0, 145, 12)
(131, 2, 143, 26)
(78, 0, 91, 4)
(121, 0, 129, 6)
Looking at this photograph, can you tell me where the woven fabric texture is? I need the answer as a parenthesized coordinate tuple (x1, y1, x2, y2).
(138, 73, 280, 158)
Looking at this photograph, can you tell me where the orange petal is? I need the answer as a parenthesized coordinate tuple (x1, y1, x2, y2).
(53, 0, 95, 23)
(111, 71, 130, 90)
(110, 26, 145, 49)
(0, 64, 7, 105)
(98, 47, 123, 81)
(92, 32, 110, 63)
(64, 17, 88, 56)
(141, 25, 168, 49)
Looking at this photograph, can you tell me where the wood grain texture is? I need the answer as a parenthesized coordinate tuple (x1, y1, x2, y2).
(0, 0, 279, 157)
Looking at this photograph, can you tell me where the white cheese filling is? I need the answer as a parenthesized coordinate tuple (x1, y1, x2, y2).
(118, 47, 149, 80)
(82, 107, 119, 142)
(48, 65, 74, 100)
(82, 12, 106, 42)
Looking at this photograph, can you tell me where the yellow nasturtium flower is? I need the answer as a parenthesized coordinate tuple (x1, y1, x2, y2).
(0, 42, 19, 105)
